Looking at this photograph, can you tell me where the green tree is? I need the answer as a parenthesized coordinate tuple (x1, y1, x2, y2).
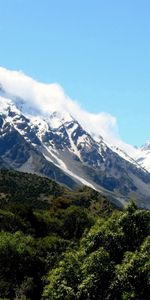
(107, 236, 150, 300)
(0, 231, 42, 299)
(77, 247, 113, 300)
(60, 206, 93, 240)
(43, 252, 81, 300)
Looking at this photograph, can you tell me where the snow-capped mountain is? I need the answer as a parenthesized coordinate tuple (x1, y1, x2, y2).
(0, 67, 150, 209)
(133, 142, 150, 172)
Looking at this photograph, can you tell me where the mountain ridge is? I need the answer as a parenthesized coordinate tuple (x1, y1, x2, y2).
(0, 68, 150, 209)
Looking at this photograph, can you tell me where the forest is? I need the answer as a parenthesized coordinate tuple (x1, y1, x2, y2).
(0, 170, 149, 299)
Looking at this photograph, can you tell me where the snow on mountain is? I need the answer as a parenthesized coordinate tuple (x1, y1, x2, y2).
(0, 66, 125, 148)
(133, 142, 150, 172)
(0, 89, 104, 190)
(1, 67, 150, 208)
(110, 145, 147, 171)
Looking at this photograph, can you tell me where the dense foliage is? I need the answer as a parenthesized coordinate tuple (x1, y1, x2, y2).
(0, 170, 149, 299)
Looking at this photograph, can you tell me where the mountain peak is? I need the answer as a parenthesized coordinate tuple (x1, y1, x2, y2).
(1, 67, 150, 209)
(0, 66, 128, 150)
(141, 141, 150, 152)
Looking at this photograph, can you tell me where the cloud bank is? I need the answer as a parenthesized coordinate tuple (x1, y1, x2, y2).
(0, 66, 135, 153)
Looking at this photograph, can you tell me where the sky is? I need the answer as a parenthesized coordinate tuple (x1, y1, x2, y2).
(0, 0, 150, 146)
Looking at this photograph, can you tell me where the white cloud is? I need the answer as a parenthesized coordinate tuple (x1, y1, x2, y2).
(0, 66, 135, 154)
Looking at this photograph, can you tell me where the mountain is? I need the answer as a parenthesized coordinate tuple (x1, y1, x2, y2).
(0, 68, 150, 209)
(132, 142, 150, 172)
(110, 141, 150, 176)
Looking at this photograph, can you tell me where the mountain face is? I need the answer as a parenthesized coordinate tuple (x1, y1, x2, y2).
(0, 73, 150, 209)
(132, 142, 150, 173)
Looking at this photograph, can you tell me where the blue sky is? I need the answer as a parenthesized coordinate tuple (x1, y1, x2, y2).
(0, 0, 150, 146)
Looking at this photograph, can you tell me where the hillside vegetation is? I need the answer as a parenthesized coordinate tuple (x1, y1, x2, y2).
(0, 170, 149, 299)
